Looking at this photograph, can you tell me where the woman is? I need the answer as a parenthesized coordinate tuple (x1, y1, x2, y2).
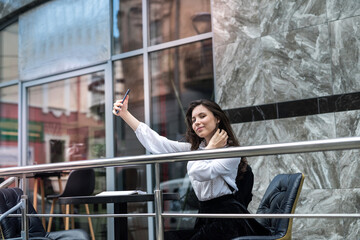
(113, 97, 270, 240)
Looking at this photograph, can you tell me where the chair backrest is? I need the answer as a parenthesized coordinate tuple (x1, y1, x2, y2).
(256, 173, 304, 240)
(0, 188, 46, 238)
(60, 169, 95, 197)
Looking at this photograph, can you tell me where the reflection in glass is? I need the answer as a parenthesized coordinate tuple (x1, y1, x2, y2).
(149, 0, 211, 45)
(113, 56, 145, 157)
(0, 23, 18, 82)
(113, 56, 148, 239)
(0, 85, 18, 167)
(113, 0, 143, 54)
(27, 72, 107, 236)
(28, 72, 106, 165)
(150, 39, 214, 230)
(19, 0, 110, 80)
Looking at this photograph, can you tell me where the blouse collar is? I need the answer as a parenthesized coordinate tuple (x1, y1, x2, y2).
(199, 140, 206, 149)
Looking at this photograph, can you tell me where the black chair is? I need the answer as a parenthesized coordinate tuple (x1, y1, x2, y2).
(233, 173, 305, 240)
(47, 169, 95, 240)
(0, 188, 89, 240)
(32, 172, 63, 228)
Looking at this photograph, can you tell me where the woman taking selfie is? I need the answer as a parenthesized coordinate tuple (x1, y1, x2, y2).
(113, 96, 270, 240)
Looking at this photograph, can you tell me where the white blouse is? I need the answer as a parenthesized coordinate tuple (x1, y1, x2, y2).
(135, 122, 240, 201)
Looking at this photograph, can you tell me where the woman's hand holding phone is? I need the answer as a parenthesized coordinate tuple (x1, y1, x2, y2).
(112, 89, 141, 131)
(113, 89, 130, 117)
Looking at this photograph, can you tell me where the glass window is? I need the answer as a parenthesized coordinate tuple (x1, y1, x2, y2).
(19, 0, 110, 80)
(27, 71, 106, 165)
(149, 0, 211, 45)
(27, 71, 107, 237)
(150, 39, 214, 230)
(0, 23, 18, 82)
(113, 56, 145, 157)
(113, 56, 148, 239)
(113, 0, 143, 54)
(0, 85, 18, 167)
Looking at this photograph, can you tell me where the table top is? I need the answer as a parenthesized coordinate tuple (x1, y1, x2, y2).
(58, 193, 179, 205)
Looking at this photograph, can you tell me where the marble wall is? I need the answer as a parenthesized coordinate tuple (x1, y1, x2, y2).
(213, 0, 360, 239)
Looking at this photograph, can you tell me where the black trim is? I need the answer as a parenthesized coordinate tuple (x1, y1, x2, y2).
(225, 92, 360, 124)
(0, 0, 51, 30)
(226, 104, 277, 123)
(278, 98, 318, 118)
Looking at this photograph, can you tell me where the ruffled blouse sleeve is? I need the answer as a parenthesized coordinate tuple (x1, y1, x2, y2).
(135, 122, 191, 154)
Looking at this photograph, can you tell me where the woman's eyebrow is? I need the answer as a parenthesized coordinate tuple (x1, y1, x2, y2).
(193, 112, 204, 118)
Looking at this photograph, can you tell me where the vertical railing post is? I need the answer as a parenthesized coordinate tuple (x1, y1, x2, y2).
(20, 195, 29, 240)
(154, 163, 164, 240)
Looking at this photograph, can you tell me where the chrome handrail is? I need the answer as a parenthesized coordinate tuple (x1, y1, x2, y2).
(0, 136, 359, 239)
(0, 177, 17, 188)
(0, 137, 359, 177)
(1, 213, 356, 219)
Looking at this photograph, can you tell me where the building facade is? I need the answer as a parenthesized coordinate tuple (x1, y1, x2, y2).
(0, 0, 359, 239)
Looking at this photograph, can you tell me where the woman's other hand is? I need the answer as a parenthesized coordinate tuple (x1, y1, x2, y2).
(113, 95, 129, 117)
(205, 129, 228, 149)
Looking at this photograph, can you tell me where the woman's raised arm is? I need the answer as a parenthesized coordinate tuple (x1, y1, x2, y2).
(113, 95, 190, 154)
(113, 95, 140, 131)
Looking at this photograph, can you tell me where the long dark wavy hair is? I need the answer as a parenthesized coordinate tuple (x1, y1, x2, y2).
(185, 99, 248, 177)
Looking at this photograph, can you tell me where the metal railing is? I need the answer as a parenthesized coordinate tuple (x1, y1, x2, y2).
(0, 136, 359, 240)
(0, 177, 17, 189)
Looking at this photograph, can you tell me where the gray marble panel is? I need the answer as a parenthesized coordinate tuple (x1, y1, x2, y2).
(296, 189, 341, 213)
(283, 188, 359, 239)
(262, 24, 332, 103)
(337, 149, 360, 189)
(342, 218, 360, 240)
(298, 219, 342, 240)
(266, 113, 336, 144)
(335, 110, 360, 138)
(265, 114, 339, 190)
(330, 16, 360, 94)
(268, 151, 340, 190)
(338, 188, 360, 214)
(215, 39, 264, 108)
(327, 0, 360, 21)
(248, 156, 269, 191)
(0, 0, 34, 18)
(293, 189, 343, 239)
(232, 121, 268, 146)
(335, 111, 360, 188)
(259, 0, 327, 36)
(338, 189, 360, 239)
(212, 0, 260, 47)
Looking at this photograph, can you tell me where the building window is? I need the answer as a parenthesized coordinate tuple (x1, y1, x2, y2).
(0, 22, 18, 83)
(113, 0, 143, 54)
(149, 0, 211, 45)
(27, 72, 106, 165)
(113, 0, 214, 233)
(0, 85, 18, 167)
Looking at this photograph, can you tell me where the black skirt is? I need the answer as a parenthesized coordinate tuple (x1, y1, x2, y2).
(165, 194, 271, 240)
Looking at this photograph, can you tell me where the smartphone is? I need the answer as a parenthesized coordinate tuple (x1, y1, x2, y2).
(116, 89, 130, 114)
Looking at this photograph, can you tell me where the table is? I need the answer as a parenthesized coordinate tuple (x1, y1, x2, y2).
(58, 193, 179, 240)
